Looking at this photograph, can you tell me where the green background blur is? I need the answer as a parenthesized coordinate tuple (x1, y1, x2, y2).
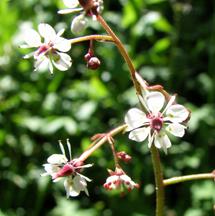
(0, 0, 215, 215)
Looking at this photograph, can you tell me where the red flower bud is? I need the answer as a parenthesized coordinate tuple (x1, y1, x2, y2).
(116, 151, 132, 162)
(87, 56, 101, 70)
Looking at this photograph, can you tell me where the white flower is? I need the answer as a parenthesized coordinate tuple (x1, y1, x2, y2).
(21, 23, 72, 74)
(58, 0, 103, 33)
(125, 91, 190, 153)
(103, 168, 139, 192)
(42, 140, 92, 197)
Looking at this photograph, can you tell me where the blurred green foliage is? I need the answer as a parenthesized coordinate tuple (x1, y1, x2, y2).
(0, 0, 215, 215)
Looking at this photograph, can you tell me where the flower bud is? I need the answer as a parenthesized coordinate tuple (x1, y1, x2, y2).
(87, 56, 101, 70)
(71, 14, 87, 34)
(116, 151, 132, 162)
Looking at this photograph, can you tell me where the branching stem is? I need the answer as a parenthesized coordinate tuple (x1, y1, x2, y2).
(79, 124, 127, 161)
(164, 173, 215, 186)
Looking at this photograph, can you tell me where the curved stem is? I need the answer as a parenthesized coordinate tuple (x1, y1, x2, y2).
(150, 145, 165, 216)
(69, 35, 113, 44)
(79, 124, 127, 161)
(163, 173, 215, 186)
(96, 14, 142, 95)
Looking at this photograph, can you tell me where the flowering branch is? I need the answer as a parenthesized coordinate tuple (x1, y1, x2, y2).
(150, 145, 165, 216)
(163, 172, 215, 186)
(69, 34, 113, 44)
(25, 0, 208, 213)
(78, 124, 127, 161)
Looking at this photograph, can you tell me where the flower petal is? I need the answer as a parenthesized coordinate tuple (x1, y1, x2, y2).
(120, 174, 132, 183)
(148, 132, 154, 148)
(162, 95, 176, 114)
(137, 95, 150, 113)
(128, 127, 150, 142)
(124, 108, 148, 131)
(38, 23, 57, 43)
(58, 8, 83, 14)
(24, 29, 41, 47)
(165, 104, 189, 123)
(54, 37, 71, 52)
(71, 14, 87, 34)
(74, 175, 89, 196)
(43, 164, 60, 176)
(154, 132, 171, 153)
(166, 123, 186, 137)
(135, 72, 148, 91)
(77, 173, 92, 182)
(62, 0, 79, 8)
(52, 52, 72, 71)
(34, 56, 48, 71)
(23, 51, 35, 59)
(146, 92, 165, 114)
(48, 60, 54, 74)
(56, 29, 65, 37)
(47, 154, 68, 164)
(64, 178, 80, 197)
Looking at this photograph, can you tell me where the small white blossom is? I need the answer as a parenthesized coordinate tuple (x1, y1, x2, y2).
(21, 23, 72, 74)
(58, 0, 103, 33)
(103, 168, 139, 192)
(125, 91, 190, 153)
(42, 140, 92, 197)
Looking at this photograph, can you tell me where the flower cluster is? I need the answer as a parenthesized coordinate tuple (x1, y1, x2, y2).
(103, 168, 139, 192)
(21, 23, 72, 74)
(42, 140, 92, 197)
(125, 91, 190, 153)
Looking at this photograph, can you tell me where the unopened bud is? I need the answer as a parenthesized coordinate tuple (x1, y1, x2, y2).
(116, 151, 132, 162)
(87, 56, 101, 70)
(71, 14, 87, 34)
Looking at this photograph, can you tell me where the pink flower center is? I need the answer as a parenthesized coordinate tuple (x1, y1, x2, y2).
(53, 164, 74, 179)
(147, 113, 163, 132)
(35, 42, 54, 56)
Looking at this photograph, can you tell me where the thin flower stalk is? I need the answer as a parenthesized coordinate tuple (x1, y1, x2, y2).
(69, 35, 113, 45)
(163, 173, 215, 186)
(151, 145, 165, 216)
